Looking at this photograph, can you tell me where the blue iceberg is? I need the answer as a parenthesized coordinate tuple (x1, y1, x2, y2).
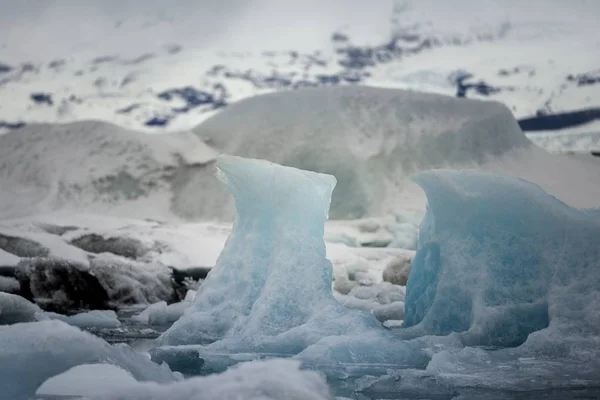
(155, 155, 427, 373)
(154, 155, 600, 396)
(404, 170, 600, 348)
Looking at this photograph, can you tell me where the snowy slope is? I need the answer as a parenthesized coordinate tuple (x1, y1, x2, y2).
(0, 0, 598, 148)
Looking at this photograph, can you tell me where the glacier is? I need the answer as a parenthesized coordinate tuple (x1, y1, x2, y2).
(151, 155, 600, 397)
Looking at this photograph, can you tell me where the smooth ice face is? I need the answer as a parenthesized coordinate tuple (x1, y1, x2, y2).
(0, 320, 176, 399)
(404, 170, 600, 347)
(160, 155, 342, 345)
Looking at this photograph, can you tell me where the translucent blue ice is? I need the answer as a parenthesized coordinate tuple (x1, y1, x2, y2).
(154, 157, 600, 395)
(155, 155, 427, 373)
(404, 170, 600, 348)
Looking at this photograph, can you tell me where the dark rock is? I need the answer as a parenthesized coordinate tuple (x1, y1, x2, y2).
(518, 108, 600, 132)
(70, 234, 149, 259)
(169, 266, 211, 286)
(92, 55, 117, 64)
(48, 59, 66, 69)
(124, 53, 155, 65)
(331, 32, 349, 43)
(30, 92, 53, 106)
(0, 266, 17, 278)
(0, 233, 49, 258)
(20, 63, 36, 72)
(117, 104, 141, 114)
(16, 258, 111, 313)
(165, 44, 182, 54)
(567, 69, 600, 87)
(0, 121, 26, 130)
(0, 63, 12, 73)
(145, 116, 171, 127)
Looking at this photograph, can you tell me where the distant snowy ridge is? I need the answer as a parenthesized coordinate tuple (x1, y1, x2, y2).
(1, 86, 599, 222)
(0, 0, 598, 141)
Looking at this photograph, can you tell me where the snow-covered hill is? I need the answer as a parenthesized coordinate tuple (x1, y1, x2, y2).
(0, 0, 598, 145)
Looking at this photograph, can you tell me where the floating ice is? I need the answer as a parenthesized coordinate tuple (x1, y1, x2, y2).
(0, 320, 176, 399)
(0, 292, 46, 325)
(132, 290, 196, 326)
(404, 170, 600, 348)
(47, 310, 121, 329)
(89, 359, 333, 400)
(155, 155, 426, 374)
(36, 364, 138, 398)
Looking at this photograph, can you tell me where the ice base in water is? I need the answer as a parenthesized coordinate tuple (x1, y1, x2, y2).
(153, 155, 600, 396)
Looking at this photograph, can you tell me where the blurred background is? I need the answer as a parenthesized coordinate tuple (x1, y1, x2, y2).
(1, 0, 598, 153)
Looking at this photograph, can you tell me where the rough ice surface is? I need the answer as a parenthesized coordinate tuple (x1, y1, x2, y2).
(89, 359, 332, 400)
(403, 170, 600, 348)
(47, 310, 121, 329)
(155, 155, 426, 374)
(152, 157, 600, 397)
(0, 320, 176, 399)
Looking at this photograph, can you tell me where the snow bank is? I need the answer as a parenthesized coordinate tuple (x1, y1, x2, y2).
(0, 320, 176, 399)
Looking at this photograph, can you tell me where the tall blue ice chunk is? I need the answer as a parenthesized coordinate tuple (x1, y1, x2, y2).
(160, 154, 343, 345)
(156, 155, 426, 373)
(404, 170, 600, 348)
